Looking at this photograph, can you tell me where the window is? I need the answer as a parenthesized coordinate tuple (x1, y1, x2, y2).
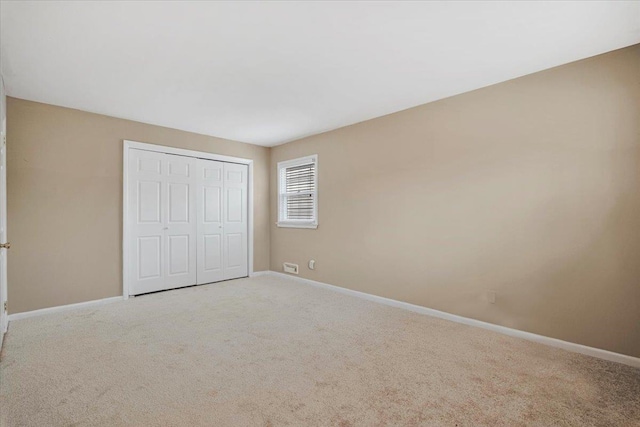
(277, 155, 318, 229)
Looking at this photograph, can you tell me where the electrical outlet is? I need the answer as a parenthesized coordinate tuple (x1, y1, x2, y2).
(308, 260, 315, 270)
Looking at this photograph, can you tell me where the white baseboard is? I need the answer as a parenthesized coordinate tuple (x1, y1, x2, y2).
(7, 273, 274, 322)
(0, 313, 7, 350)
(7, 274, 639, 368)
(249, 271, 271, 277)
(265, 271, 640, 368)
(7, 296, 124, 322)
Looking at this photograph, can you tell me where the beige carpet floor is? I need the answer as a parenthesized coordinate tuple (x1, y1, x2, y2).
(1, 275, 638, 426)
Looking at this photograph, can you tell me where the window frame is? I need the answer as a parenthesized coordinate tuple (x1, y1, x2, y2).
(277, 154, 318, 229)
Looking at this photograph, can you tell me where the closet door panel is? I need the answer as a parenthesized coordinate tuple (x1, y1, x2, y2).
(129, 149, 166, 295)
(164, 154, 197, 289)
(223, 162, 248, 280)
(196, 159, 224, 284)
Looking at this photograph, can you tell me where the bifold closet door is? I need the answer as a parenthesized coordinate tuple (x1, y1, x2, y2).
(196, 159, 248, 284)
(129, 149, 197, 295)
(222, 162, 248, 280)
(196, 159, 224, 285)
(164, 154, 197, 289)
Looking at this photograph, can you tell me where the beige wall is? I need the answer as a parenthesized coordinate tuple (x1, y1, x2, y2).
(7, 98, 270, 313)
(271, 45, 640, 357)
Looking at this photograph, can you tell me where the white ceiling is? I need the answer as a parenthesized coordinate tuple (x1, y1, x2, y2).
(1, 1, 639, 147)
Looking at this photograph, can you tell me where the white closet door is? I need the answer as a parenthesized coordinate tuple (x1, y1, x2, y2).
(128, 148, 247, 295)
(223, 162, 248, 280)
(129, 150, 197, 295)
(196, 159, 224, 285)
(129, 149, 166, 294)
(164, 154, 197, 289)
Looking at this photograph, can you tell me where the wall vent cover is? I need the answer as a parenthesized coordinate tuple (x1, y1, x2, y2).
(283, 262, 299, 275)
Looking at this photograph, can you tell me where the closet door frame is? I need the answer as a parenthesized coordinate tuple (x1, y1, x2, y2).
(123, 140, 254, 299)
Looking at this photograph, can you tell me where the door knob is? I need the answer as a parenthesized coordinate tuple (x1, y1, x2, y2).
(0, 242, 10, 249)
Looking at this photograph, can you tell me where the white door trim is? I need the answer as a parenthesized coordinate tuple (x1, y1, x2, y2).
(0, 75, 7, 345)
(123, 140, 254, 299)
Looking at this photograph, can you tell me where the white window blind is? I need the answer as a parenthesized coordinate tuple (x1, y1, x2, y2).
(277, 155, 318, 229)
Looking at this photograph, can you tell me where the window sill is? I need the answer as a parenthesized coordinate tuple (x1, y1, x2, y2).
(277, 222, 318, 229)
